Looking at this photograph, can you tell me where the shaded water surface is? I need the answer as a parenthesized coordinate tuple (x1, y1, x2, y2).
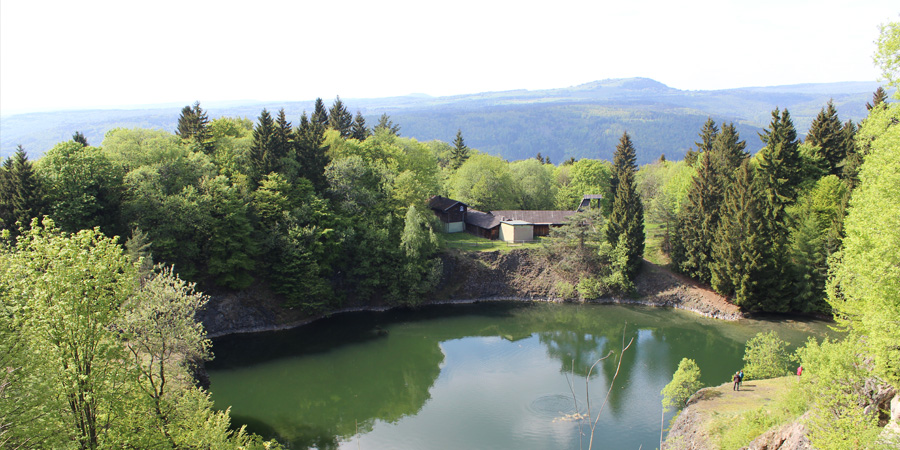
(207, 303, 833, 449)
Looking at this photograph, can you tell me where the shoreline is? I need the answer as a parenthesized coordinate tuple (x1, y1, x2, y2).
(205, 293, 742, 339)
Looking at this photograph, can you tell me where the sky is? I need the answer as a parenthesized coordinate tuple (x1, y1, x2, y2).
(0, 0, 896, 115)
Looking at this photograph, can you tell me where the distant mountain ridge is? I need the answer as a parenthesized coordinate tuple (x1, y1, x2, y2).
(0, 78, 881, 164)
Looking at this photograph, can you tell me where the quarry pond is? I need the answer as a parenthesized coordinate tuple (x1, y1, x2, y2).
(207, 302, 833, 449)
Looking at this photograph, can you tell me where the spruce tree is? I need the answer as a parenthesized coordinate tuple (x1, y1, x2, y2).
(607, 132, 645, 280)
(175, 102, 213, 154)
(450, 129, 470, 169)
(72, 131, 89, 147)
(672, 151, 722, 283)
(608, 131, 637, 213)
(754, 108, 802, 311)
(351, 111, 370, 140)
(328, 96, 353, 138)
(312, 97, 328, 126)
(757, 108, 802, 223)
(0, 146, 44, 233)
(685, 118, 718, 166)
(272, 108, 293, 172)
(710, 161, 768, 308)
(374, 113, 400, 136)
(866, 87, 888, 110)
(840, 119, 861, 186)
(806, 100, 845, 176)
(709, 122, 748, 180)
(295, 111, 330, 192)
(250, 109, 276, 183)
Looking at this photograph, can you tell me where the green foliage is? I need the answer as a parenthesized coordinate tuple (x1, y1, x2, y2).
(375, 113, 401, 136)
(806, 100, 846, 176)
(509, 158, 557, 209)
(554, 158, 611, 211)
(175, 101, 214, 154)
(351, 110, 370, 141)
(36, 140, 125, 236)
(661, 358, 703, 412)
(874, 19, 900, 98)
(0, 221, 273, 448)
(607, 132, 644, 280)
(672, 151, 722, 283)
(796, 337, 883, 449)
(393, 204, 443, 306)
(249, 108, 276, 184)
(328, 96, 353, 138)
(716, 406, 781, 449)
(450, 129, 470, 169)
(827, 102, 900, 387)
(448, 153, 517, 210)
(742, 331, 795, 380)
(0, 145, 44, 234)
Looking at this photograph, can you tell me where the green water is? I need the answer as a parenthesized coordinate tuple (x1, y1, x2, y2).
(207, 302, 833, 449)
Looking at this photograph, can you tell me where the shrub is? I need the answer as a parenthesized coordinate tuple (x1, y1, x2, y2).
(743, 331, 795, 380)
(661, 358, 703, 412)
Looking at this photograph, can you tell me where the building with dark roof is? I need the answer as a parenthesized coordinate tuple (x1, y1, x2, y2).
(428, 195, 600, 243)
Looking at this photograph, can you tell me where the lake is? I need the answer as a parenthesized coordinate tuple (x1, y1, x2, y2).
(207, 302, 833, 449)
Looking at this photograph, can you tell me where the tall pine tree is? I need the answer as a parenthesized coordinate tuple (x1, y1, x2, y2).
(312, 97, 329, 126)
(450, 129, 470, 169)
(328, 96, 353, 138)
(271, 108, 293, 173)
(709, 122, 748, 180)
(374, 113, 400, 136)
(709, 161, 770, 309)
(295, 111, 330, 193)
(607, 132, 644, 280)
(672, 151, 722, 283)
(806, 100, 845, 176)
(0, 146, 44, 232)
(175, 102, 214, 154)
(249, 109, 276, 183)
(351, 111, 370, 140)
(685, 118, 718, 166)
(72, 131, 89, 147)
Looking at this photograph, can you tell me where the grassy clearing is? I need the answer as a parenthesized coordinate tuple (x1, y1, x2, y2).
(702, 376, 808, 449)
(440, 232, 546, 253)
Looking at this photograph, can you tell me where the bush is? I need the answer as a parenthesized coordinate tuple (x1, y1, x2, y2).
(661, 358, 703, 412)
(743, 331, 795, 380)
(553, 281, 576, 299)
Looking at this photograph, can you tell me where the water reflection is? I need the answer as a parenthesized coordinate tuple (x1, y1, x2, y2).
(207, 303, 833, 449)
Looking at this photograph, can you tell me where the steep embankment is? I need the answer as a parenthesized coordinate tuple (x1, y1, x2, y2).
(199, 249, 743, 337)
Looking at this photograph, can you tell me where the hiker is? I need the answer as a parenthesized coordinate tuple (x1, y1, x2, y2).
(738, 370, 744, 388)
(797, 365, 803, 377)
(733, 372, 741, 391)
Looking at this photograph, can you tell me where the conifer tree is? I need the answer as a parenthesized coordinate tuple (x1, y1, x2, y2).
(250, 108, 276, 183)
(175, 102, 214, 154)
(685, 118, 718, 166)
(865, 86, 888, 110)
(608, 131, 637, 212)
(840, 119, 861, 186)
(272, 108, 293, 172)
(806, 100, 845, 176)
(374, 113, 400, 136)
(0, 146, 44, 233)
(754, 108, 802, 311)
(757, 108, 802, 227)
(606, 132, 644, 280)
(709, 122, 748, 180)
(351, 111, 370, 140)
(672, 151, 722, 283)
(72, 131, 89, 147)
(295, 111, 330, 192)
(450, 129, 470, 169)
(328, 96, 353, 138)
(312, 97, 328, 126)
(710, 161, 768, 308)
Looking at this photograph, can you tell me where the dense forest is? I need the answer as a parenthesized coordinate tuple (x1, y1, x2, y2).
(1, 20, 898, 449)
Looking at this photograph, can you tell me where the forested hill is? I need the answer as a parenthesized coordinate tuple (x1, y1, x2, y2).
(0, 78, 879, 163)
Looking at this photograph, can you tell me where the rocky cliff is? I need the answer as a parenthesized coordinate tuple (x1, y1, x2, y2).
(199, 249, 743, 338)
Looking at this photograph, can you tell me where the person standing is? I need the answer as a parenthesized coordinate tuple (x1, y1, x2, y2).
(738, 370, 744, 388)
(733, 372, 741, 391)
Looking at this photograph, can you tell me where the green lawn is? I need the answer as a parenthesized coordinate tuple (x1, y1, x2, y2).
(643, 220, 671, 266)
(441, 232, 546, 253)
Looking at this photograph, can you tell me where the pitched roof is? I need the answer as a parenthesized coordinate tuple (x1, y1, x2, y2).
(582, 194, 603, 200)
(428, 195, 466, 212)
(490, 210, 577, 225)
(465, 209, 501, 229)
